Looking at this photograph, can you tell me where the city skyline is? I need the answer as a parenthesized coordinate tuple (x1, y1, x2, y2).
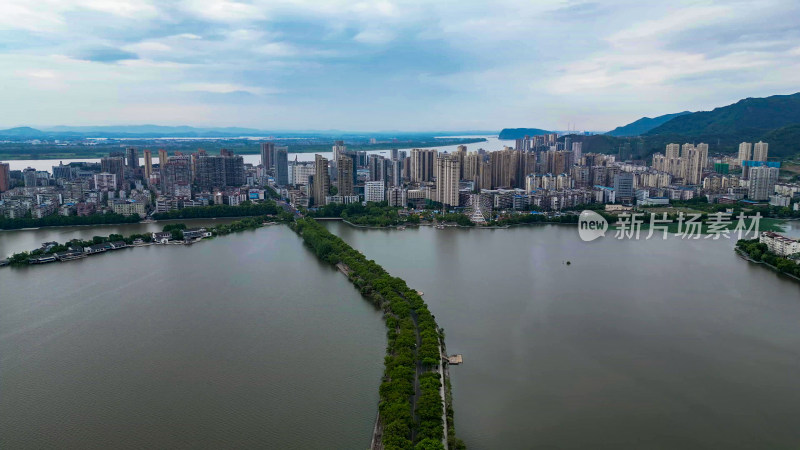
(2, 0, 800, 131)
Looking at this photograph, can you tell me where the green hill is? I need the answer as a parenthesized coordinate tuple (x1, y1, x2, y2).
(647, 93, 800, 137)
(641, 92, 800, 157)
(760, 124, 800, 158)
(498, 128, 551, 140)
(606, 111, 691, 136)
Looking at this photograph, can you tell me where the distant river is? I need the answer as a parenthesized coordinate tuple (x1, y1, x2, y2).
(0, 226, 385, 449)
(324, 222, 800, 449)
(3, 136, 508, 171)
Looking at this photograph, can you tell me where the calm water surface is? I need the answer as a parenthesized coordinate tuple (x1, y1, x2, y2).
(0, 226, 385, 449)
(325, 222, 800, 450)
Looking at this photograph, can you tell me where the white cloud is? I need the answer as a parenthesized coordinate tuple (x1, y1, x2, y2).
(257, 42, 298, 57)
(0, 0, 799, 130)
(176, 82, 277, 95)
(353, 28, 395, 44)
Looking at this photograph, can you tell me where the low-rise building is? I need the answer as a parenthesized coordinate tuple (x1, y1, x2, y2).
(760, 231, 800, 257)
(152, 231, 172, 244)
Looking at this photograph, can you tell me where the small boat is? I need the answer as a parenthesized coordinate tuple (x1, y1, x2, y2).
(397, 226, 406, 231)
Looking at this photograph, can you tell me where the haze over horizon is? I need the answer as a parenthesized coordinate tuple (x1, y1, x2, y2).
(2, 0, 800, 131)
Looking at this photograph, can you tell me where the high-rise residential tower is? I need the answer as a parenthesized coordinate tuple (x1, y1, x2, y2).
(143, 149, 153, 180)
(312, 155, 330, 206)
(260, 142, 275, 169)
(337, 156, 354, 196)
(410, 148, 436, 182)
(738, 142, 752, 164)
(753, 141, 769, 161)
(0, 162, 9, 192)
(435, 153, 460, 208)
(125, 147, 139, 168)
(275, 147, 289, 186)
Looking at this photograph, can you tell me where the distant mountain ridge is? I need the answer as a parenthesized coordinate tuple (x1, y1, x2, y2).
(542, 92, 800, 160)
(645, 93, 800, 138)
(498, 128, 551, 140)
(605, 111, 691, 136)
(0, 125, 496, 139)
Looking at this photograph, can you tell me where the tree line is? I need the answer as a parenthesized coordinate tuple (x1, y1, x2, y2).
(151, 200, 280, 220)
(0, 212, 141, 230)
(291, 218, 462, 450)
(736, 238, 800, 279)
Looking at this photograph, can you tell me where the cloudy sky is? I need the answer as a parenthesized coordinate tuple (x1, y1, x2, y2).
(1, 0, 799, 131)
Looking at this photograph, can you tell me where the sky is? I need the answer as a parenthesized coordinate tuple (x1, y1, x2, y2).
(1, 0, 799, 132)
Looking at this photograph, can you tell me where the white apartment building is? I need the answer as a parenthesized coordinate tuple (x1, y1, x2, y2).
(760, 231, 800, 256)
(364, 181, 385, 203)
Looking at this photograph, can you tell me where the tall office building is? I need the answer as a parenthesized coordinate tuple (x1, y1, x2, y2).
(125, 147, 139, 168)
(101, 156, 125, 185)
(337, 156, 354, 196)
(158, 149, 168, 171)
(388, 160, 402, 187)
(0, 162, 9, 192)
(748, 166, 779, 201)
(435, 154, 460, 208)
(368, 154, 386, 184)
(162, 156, 192, 196)
(275, 147, 289, 186)
(332, 141, 346, 162)
(312, 155, 330, 206)
(410, 148, 436, 182)
(738, 142, 752, 164)
(260, 142, 275, 169)
(143, 149, 153, 180)
(195, 152, 245, 189)
(753, 141, 769, 161)
(613, 172, 634, 203)
(572, 142, 582, 162)
(23, 168, 37, 187)
(52, 163, 74, 180)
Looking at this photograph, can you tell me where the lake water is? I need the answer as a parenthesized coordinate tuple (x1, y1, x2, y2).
(3, 220, 800, 449)
(0, 226, 385, 449)
(3, 136, 508, 172)
(324, 222, 800, 449)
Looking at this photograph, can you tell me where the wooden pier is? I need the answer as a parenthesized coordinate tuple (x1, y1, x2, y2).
(447, 354, 463, 365)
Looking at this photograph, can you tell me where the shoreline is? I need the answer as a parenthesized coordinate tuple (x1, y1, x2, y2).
(2, 216, 278, 267)
(0, 216, 260, 232)
(735, 247, 800, 282)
